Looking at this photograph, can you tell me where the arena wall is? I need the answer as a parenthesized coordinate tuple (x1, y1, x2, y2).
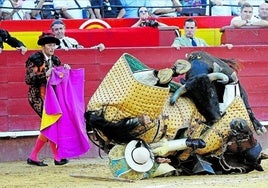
(0, 46, 268, 161)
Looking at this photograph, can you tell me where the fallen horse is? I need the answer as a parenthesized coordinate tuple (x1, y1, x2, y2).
(85, 52, 267, 180)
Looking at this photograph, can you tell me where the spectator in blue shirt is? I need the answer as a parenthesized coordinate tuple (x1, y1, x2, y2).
(120, 0, 151, 18)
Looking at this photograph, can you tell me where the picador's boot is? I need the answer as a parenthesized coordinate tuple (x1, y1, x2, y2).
(186, 138, 206, 150)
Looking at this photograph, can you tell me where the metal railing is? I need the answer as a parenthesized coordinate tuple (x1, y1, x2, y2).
(0, 3, 263, 19)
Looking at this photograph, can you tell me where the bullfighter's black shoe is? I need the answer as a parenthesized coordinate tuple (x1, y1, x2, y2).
(27, 158, 48, 167)
(54, 159, 69, 165)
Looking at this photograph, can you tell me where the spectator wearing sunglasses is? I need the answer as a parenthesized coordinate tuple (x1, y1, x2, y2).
(131, 7, 168, 28)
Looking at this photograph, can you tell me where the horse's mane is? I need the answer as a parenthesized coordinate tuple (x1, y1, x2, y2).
(84, 109, 149, 144)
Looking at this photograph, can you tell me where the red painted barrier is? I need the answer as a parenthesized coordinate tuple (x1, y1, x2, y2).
(64, 27, 160, 47)
(1, 46, 268, 132)
(1, 46, 268, 162)
(221, 26, 268, 45)
(62, 27, 177, 47)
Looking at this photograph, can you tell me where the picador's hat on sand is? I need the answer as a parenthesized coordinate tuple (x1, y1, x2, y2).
(125, 140, 154, 172)
(37, 32, 60, 46)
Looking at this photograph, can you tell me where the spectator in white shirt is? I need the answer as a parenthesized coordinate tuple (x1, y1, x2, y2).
(53, 0, 95, 19)
(150, 0, 182, 17)
(207, 0, 233, 16)
(1, 0, 35, 20)
(230, 3, 259, 28)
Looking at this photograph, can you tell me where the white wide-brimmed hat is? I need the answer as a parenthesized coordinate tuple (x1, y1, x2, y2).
(125, 140, 154, 173)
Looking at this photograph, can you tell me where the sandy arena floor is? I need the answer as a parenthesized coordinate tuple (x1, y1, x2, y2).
(1, 154, 268, 188)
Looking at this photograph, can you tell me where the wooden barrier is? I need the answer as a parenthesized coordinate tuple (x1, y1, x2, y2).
(1, 46, 268, 161)
(220, 26, 268, 45)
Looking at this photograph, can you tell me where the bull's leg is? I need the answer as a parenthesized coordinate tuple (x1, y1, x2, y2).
(170, 84, 187, 105)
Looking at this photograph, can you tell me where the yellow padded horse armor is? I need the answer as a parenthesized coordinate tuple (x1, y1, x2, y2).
(87, 53, 254, 157)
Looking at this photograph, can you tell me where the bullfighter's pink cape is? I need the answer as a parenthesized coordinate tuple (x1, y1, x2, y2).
(41, 66, 90, 158)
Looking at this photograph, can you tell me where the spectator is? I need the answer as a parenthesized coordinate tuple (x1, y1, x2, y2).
(53, 0, 95, 19)
(232, 0, 264, 16)
(91, 0, 125, 18)
(230, 0, 244, 16)
(171, 18, 233, 49)
(25, 32, 69, 166)
(250, 2, 268, 26)
(50, 19, 105, 51)
(0, 28, 27, 55)
(1, 0, 35, 20)
(230, 2, 264, 28)
(207, 0, 233, 16)
(252, 0, 266, 16)
(180, 0, 205, 16)
(150, 0, 182, 17)
(257, 2, 268, 20)
(171, 18, 208, 49)
(131, 6, 168, 28)
(120, 0, 151, 18)
(31, 0, 56, 20)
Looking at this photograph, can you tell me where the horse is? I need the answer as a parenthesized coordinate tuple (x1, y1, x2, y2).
(84, 52, 266, 179)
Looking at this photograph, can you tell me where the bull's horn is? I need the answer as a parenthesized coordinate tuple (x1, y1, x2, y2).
(207, 72, 229, 84)
(213, 62, 223, 73)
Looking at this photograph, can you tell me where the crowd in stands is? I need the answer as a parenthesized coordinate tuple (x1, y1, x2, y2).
(0, 0, 268, 20)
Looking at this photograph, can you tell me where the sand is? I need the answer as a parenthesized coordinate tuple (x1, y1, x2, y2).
(1, 155, 268, 188)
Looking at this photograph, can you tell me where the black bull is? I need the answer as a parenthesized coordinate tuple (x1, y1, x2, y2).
(84, 52, 267, 176)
